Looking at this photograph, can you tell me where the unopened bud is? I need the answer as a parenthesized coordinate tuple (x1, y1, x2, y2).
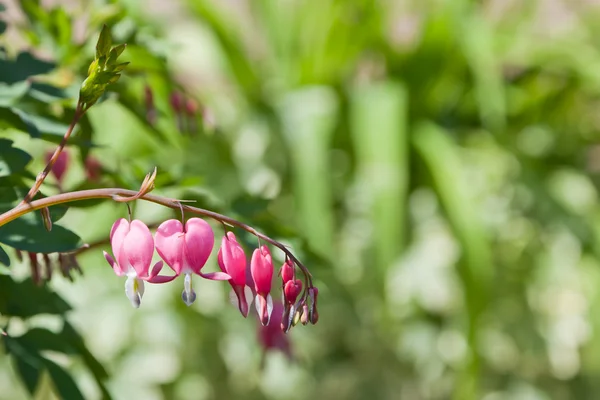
(300, 304, 309, 325)
(280, 259, 295, 283)
(41, 207, 52, 231)
(309, 287, 319, 325)
(283, 279, 302, 305)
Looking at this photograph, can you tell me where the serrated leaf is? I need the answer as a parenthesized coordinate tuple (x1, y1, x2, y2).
(0, 245, 9, 266)
(44, 358, 85, 400)
(95, 25, 112, 59)
(0, 276, 71, 317)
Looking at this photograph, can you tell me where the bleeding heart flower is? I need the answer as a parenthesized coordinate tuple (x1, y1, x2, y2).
(251, 245, 274, 326)
(283, 279, 302, 305)
(218, 231, 253, 317)
(280, 259, 295, 284)
(103, 218, 175, 308)
(155, 218, 230, 306)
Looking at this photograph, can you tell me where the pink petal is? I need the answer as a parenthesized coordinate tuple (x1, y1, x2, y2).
(109, 218, 130, 264)
(148, 275, 178, 283)
(255, 293, 273, 326)
(199, 271, 231, 280)
(220, 232, 246, 286)
(231, 284, 252, 317)
(122, 220, 154, 277)
(183, 218, 214, 274)
(147, 260, 164, 279)
(155, 219, 185, 275)
(103, 251, 123, 276)
(251, 245, 273, 296)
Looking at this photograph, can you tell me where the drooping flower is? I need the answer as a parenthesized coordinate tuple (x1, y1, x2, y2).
(283, 279, 302, 305)
(103, 219, 175, 308)
(155, 218, 230, 306)
(218, 231, 253, 317)
(280, 259, 295, 284)
(257, 300, 292, 361)
(251, 245, 274, 326)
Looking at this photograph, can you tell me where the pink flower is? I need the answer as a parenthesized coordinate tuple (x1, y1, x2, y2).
(218, 232, 253, 317)
(46, 150, 69, 185)
(155, 218, 230, 306)
(103, 219, 175, 308)
(283, 279, 302, 305)
(280, 259, 295, 283)
(258, 301, 292, 360)
(251, 245, 273, 326)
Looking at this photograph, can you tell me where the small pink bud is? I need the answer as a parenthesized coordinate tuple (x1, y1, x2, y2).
(309, 287, 319, 324)
(283, 279, 302, 305)
(170, 91, 183, 112)
(84, 156, 102, 182)
(280, 259, 294, 283)
(185, 98, 198, 116)
(46, 150, 69, 184)
(300, 304, 309, 325)
(251, 245, 274, 325)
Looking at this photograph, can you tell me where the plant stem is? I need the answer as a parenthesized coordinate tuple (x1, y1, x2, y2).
(1, 188, 313, 285)
(21, 103, 85, 204)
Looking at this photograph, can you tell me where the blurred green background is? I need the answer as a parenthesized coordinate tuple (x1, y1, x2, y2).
(3, 0, 600, 399)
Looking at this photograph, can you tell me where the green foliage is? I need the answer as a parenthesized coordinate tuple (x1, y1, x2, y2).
(3, 0, 600, 399)
(79, 25, 128, 109)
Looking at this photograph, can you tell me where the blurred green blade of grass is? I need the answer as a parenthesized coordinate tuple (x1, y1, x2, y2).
(350, 81, 408, 275)
(460, 11, 506, 132)
(185, 0, 259, 97)
(277, 87, 338, 258)
(413, 121, 494, 399)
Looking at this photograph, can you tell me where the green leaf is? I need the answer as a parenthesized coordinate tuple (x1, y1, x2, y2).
(44, 358, 85, 400)
(15, 357, 41, 395)
(4, 335, 43, 395)
(0, 211, 83, 253)
(350, 81, 409, 274)
(0, 139, 32, 177)
(0, 107, 40, 137)
(0, 81, 31, 106)
(18, 328, 75, 354)
(0, 51, 54, 84)
(96, 25, 112, 59)
(0, 245, 9, 266)
(62, 322, 109, 380)
(0, 276, 71, 317)
(28, 82, 69, 103)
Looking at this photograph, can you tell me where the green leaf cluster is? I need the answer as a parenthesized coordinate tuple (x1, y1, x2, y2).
(79, 25, 128, 109)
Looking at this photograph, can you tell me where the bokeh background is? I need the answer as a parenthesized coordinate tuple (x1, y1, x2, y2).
(3, 0, 600, 399)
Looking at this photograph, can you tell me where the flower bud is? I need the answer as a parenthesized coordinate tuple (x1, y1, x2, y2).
(280, 259, 294, 283)
(283, 279, 302, 305)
